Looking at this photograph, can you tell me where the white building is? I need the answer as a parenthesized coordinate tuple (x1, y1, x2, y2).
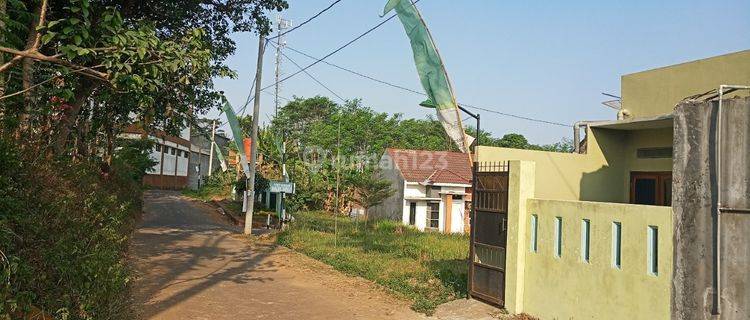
(121, 124, 191, 189)
(371, 149, 472, 234)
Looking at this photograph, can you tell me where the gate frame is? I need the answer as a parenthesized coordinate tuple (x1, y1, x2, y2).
(468, 161, 509, 307)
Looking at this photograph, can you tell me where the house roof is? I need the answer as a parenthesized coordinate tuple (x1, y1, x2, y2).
(385, 148, 471, 185)
(588, 114, 674, 130)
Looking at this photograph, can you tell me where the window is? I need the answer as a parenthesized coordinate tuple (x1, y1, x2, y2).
(155, 144, 161, 152)
(427, 202, 440, 229)
(184, 151, 189, 158)
(630, 172, 672, 206)
(170, 147, 176, 155)
(581, 219, 590, 263)
(452, 194, 463, 200)
(648, 226, 659, 275)
(409, 202, 416, 226)
(554, 217, 562, 258)
(530, 214, 538, 253)
(612, 222, 622, 269)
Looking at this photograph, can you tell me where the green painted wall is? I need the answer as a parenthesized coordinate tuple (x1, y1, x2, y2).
(522, 199, 673, 320)
(618, 127, 673, 201)
(621, 50, 750, 118)
(479, 125, 673, 204)
(502, 161, 674, 319)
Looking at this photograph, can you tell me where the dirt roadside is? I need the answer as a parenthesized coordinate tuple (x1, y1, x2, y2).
(130, 190, 426, 319)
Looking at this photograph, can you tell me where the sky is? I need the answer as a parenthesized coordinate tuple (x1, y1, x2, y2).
(210, 0, 750, 145)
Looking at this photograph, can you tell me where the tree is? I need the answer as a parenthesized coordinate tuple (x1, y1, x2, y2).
(0, 0, 287, 161)
(494, 133, 529, 149)
(349, 173, 394, 222)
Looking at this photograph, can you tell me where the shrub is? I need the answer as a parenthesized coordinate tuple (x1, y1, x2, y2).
(0, 138, 146, 319)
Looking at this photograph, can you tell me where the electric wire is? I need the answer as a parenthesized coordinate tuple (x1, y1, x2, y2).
(284, 45, 570, 127)
(270, 42, 347, 103)
(266, 0, 344, 41)
(259, 0, 421, 92)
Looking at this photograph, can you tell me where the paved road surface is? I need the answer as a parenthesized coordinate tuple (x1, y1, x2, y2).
(131, 190, 425, 320)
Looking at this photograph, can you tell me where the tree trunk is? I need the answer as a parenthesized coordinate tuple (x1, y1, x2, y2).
(54, 81, 97, 155)
(18, 0, 44, 133)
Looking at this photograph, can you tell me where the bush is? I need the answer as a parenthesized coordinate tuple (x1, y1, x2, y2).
(0, 138, 146, 319)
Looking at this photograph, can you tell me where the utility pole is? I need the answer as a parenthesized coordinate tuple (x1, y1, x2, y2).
(207, 119, 216, 177)
(245, 33, 266, 235)
(274, 16, 291, 226)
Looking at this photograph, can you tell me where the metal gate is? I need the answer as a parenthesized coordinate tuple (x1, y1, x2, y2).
(468, 161, 509, 307)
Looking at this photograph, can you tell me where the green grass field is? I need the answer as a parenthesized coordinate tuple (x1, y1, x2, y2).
(276, 211, 469, 314)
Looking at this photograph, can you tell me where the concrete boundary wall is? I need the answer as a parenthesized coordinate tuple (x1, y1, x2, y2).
(504, 160, 673, 319)
(672, 97, 750, 320)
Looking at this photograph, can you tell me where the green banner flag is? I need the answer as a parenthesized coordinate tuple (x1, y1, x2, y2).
(383, 0, 472, 152)
(220, 98, 251, 178)
(212, 141, 228, 172)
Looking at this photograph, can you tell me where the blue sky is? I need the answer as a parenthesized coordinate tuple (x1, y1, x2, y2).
(211, 0, 750, 144)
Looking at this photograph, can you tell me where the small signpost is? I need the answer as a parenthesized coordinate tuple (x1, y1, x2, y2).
(269, 181, 295, 194)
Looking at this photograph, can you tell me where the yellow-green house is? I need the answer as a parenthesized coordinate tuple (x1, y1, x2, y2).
(475, 50, 750, 320)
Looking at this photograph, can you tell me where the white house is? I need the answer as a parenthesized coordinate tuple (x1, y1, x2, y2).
(371, 148, 472, 234)
(121, 124, 191, 189)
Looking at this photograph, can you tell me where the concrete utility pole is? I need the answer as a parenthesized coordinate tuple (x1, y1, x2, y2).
(244, 33, 266, 235)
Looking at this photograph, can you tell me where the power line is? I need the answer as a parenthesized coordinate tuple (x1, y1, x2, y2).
(286, 45, 425, 96)
(266, 0, 344, 41)
(284, 45, 571, 127)
(270, 42, 346, 103)
(260, 0, 421, 92)
(457, 103, 569, 127)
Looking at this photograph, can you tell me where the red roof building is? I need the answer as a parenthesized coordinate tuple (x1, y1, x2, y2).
(371, 148, 473, 234)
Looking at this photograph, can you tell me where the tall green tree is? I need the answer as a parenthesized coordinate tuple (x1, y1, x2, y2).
(349, 173, 394, 221)
(0, 0, 287, 160)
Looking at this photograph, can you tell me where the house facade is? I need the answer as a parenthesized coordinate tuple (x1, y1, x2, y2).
(472, 50, 750, 320)
(121, 124, 192, 189)
(371, 149, 472, 234)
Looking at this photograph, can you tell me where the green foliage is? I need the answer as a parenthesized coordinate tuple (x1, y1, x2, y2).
(277, 211, 468, 314)
(183, 171, 237, 202)
(0, 138, 143, 319)
(349, 174, 394, 214)
(263, 96, 571, 213)
(112, 138, 156, 182)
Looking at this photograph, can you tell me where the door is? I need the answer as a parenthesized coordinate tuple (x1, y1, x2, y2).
(469, 162, 509, 307)
(630, 172, 672, 206)
(409, 202, 416, 225)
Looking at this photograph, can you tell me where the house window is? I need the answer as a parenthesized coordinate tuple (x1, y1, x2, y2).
(648, 226, 659, 276)
(612, 222, 622, 269)
(426, 202, 440, 229)
(530, 214, 538, 253)
(554, 217, 563, 258)
(409, 202, 416, 226)
(184, 151, 189, 158)
(452, 194, 463, 200)
(155, 144, 161, 152)
(581, 219, 590, 263)
(170, 147, 176, 155)
(630, 172, 672, 206)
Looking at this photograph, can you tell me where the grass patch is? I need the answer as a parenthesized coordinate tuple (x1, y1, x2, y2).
(182, 171, 236, 201)
(277, 211, 468, 314)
